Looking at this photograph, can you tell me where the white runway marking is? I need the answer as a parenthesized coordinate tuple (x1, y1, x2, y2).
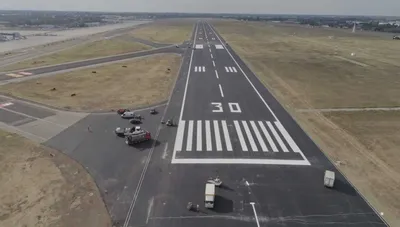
(232, 67, 237, 72)
(258, 121, 278, 152)
(174, 120, 186, 152)
(275, 122, 301, 153)
(186, 121, 194, 151)
(194, 66, 198, 72)
(197, 120, 202, 151)
(215, 44, 224, 49)
(6, 73, 23, 78)
(209, 49, 211, 52)
(215, 70, 219, 79)
(250, 202, 261, 227)
(213, 120, 222, 151)
(0, 102, 13, 108)
(225, 67, 229, 72)
(195, 44, 203, 49)
(221, 120, 232, 151)
(211, 54, 213, 59)
(172, 158, 311, 165)
(242, 121, 258, 152)
(205, 120, 212, 151)
(194, 66, 205, 72)
(229, 67, 233, 72)
(218, 84, 224, 97)
(202, 66, 205, 72)
(267, 122, 289, 152)
(250, 121, 268, 152)
(234, 120, 248, 151)
(212, 61, 215, 67)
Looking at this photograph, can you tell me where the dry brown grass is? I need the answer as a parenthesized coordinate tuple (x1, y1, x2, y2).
(1, 37, 152, 72)
(130, 19, 194, 44)
(1, 54, 181, 112)
(0, 130, 110, 227)
(213, 20, 400, 226)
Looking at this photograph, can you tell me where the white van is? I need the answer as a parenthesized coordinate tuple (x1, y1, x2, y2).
(205, 183, 215, 209)
(324, 170, 335, 188)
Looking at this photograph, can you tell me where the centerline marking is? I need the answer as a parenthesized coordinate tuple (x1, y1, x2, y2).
(215, 70, 219, 79)
(211, 53, 213, 59)
(219, 84, 224, 97)
(212, 61, 215, 67)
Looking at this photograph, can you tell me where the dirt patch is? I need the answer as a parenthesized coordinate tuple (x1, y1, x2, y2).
(0, 130, 111, 227)
(2, 37, 152, 72)
(1, 53, 182, 112)
(130, 19, 194, 44)
(213, 20, 400, 226)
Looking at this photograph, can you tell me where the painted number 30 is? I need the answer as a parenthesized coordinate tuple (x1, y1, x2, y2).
(211, 102, 242, 113)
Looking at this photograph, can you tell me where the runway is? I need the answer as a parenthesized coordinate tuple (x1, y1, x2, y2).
(120, 21, 387, 227)
(0, 45, 184, 82)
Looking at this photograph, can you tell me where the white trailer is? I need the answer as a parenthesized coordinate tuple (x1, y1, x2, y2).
(324, 170, 335, 188)
(204, 183, 215, 209)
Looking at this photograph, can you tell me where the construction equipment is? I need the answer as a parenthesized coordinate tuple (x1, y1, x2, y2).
(207, 176, 222, 187)
(204, 183, 215, 209)
(324, 170, 335, 188)
(125, 127, 151, 145)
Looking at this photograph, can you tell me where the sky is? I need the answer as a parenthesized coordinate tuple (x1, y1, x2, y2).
(1, 0, 399, 17)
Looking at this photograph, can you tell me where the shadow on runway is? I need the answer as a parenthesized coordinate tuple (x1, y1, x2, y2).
(219, 184, 234, 192)
(213, 195, 233, 213)
(333, 178, 357, 196)
(131, 139, 161, 151)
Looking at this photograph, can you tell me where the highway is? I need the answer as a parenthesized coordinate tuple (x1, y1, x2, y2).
(120, 21, 387, 227)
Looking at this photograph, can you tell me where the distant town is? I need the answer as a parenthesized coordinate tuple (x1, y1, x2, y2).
(1, 10, 399, 42)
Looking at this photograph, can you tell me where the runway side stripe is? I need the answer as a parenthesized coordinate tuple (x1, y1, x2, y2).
(234, 121, 248, 151)
(221, 120, 232, 151)
(186, 120, 194, 151)
(250, 121, 268, 152)
(197, 120, 202, 151)
(242, 121, 258, 152)
(275, 122, 301, 153)
(205, 120, 212, 151)
(267, 121, 289, 152)
(213, 120, 222, 151)
(258, 121, 278, 152)
(174, 120, 186, 152)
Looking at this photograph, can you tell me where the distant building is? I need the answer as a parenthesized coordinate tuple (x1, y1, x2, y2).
(84, 22, 101, 27)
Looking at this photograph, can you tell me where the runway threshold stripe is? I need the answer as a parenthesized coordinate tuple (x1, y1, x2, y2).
(194, 66, 198, 72)
(213, 120, 222, 151)
(242, 121, 258, 152)
(202, 66, 205, 72)
(234, 121, 248, 151)
(258, 121, 278, 152)
(267, 121, 289, 152)
(232, 67, 237, 73)
(225, 67, 229, 72)
(229, 67, 233, 72)
(221, 120, 232, 151)
(197, 120, 202, 151)
(250, 121, 268, 152)
(186, 120, 194, 151)
(205, 120, 212, 151)
(174, 120, 186, 152)
(275, 122, 301, 153)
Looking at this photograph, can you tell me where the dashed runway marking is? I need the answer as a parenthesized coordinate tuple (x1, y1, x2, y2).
(215, 44, 224, 49)
(194, 66, 206, 72)
(225, 66, 237, 73)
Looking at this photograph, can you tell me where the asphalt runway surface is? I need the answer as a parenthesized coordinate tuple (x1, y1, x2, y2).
(119, 21, 387, 227)
(0, 45, 184, 81)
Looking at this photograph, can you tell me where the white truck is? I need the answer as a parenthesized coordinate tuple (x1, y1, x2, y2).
(125, 128, 151, 145)
(324, 170, 335, 188)
(205, 183, 215, 209)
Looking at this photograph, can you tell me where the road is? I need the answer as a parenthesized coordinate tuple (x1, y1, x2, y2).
(120, 21, 387, 227)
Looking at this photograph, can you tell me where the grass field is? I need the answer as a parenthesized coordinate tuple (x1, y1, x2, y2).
(213, 20, 400, 225)
(130, 19, 194, 44)
(1, 53, 181, 112)
(2, 36, 152, 71)
(0, 130, 110, 227)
